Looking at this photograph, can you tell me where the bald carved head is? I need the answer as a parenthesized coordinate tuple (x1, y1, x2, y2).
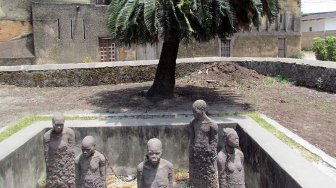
(81, 136, 96, 158)
(147, 138, 162, 166)
(223, 128, 239, 148)
(52, 114, 65, 133)
(192, 99, 207, 119)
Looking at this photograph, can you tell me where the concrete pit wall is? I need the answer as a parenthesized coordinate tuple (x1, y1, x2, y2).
(1, 118, 335, 188)
(0, 130, 45, 188)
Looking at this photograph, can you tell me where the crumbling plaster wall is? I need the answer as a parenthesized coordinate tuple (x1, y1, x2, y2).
(0, 0, 92, 65)
(0, 0, 34, 64)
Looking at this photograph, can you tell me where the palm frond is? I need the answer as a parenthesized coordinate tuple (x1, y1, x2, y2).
(144, 0, 158, 37)
(213, 0, 236, 38)
(260, 0, 279, 22)
(107, 0, 279, 45)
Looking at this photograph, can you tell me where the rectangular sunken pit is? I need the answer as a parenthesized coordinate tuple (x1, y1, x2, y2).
(0, 116, 335, 188)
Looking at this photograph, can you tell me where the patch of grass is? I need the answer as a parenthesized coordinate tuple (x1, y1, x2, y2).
(0, 115, 100, 143)
(0, 115, 51, 142)
(265, 75, 292, 86)
(247, 112, 320, 162)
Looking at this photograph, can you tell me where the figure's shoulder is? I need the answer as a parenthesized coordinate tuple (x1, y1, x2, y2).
(95, 151, 107, 164)
(217, 150, 227, 160)
(236, 149, 244, 157)
(161, 159, 173, 170)
(75, 154, 82, 164)
(137, 161, 145, 172)
(43, 130, 52, 141)
(189, 118, 196, 125)
(209, 120, 218, 131)
(64, 127, 75, 135)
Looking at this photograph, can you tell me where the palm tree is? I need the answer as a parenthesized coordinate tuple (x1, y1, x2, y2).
(108, 0, 279, 100)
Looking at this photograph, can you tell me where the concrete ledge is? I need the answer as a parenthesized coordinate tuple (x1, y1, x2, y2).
(1, 115, 335, 188)
(234, 117, 336, 188)
(0, 57, 335, 92)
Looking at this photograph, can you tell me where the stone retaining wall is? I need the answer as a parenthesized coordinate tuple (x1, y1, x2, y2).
(0, 57, 335, 92)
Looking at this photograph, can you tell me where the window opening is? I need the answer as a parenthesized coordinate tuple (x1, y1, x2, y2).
(278, 38, 286, 58)
(83, 19, 86, 39)
(70, 19, 73, 39)
(96, 0, 111, 5)
(221, 39, 231, 57)
(57, 19, 60, 39)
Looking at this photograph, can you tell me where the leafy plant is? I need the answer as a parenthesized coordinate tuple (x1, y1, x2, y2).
(313, 37, 327, 60)
(313, 36, 336, 61)
(325, 36, 336, 61)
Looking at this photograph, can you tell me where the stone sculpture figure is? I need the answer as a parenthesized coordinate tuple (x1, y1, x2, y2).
(43, 114, 76, 188)
(217, 128, 245, 188)
(137, 138, 174, 188)
(188, 99, 219, 188)
(75, 136, 107, 188)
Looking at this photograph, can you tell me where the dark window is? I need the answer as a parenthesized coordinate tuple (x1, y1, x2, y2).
(221, 39, 231, 57)
(96, 0, 111, 5)
(278, 38, 286, 58)
(99, 38, 116, 62)
(309, 27, 312, 32)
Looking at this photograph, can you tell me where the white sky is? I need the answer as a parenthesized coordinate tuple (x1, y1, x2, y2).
(301, 0, 336, 13)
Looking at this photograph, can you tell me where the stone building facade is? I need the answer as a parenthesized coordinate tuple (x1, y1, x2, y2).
(0, 0, 301, 65)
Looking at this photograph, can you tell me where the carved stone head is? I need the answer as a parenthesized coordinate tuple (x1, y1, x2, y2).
(146, 138, 162, 166)
(192, 99, 207, 120)
(81, 136, 96, 158)
(52, 114, 65, 134)
(223, 128, 239, 148)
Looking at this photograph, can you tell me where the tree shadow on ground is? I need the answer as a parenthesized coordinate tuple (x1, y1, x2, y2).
(87, 84, 253, 114)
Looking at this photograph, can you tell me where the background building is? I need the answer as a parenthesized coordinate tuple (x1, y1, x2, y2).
(0, 0, 301, 65)
(301, 11, 336, 49)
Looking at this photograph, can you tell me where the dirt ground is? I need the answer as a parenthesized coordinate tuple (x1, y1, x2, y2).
(0, 62, 335, 158)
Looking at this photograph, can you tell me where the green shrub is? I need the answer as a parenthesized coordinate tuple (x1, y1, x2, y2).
(325, 36, 336, 61)
(313, 36, 336, 61)
(313, 37, 327, 60)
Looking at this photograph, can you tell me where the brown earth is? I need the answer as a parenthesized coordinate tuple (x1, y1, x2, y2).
(0, 62, 335, 158)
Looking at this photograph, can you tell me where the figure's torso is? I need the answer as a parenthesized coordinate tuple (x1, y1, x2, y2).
(217, 149, 245, 188)
(192, 120, 212, 147)
(141, 159, 172, 188)
(77, 152, 106, 188)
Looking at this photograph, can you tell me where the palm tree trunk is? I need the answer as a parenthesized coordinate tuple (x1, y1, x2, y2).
(146, 36, 180, 100)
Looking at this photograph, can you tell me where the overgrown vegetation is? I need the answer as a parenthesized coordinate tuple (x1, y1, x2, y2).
(313, 36, 336, 61)
(81, 57, 94, 63)
(0, 115, 99, 143)
(264, 75, 292, 86)
(247, 112, 320, 162)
